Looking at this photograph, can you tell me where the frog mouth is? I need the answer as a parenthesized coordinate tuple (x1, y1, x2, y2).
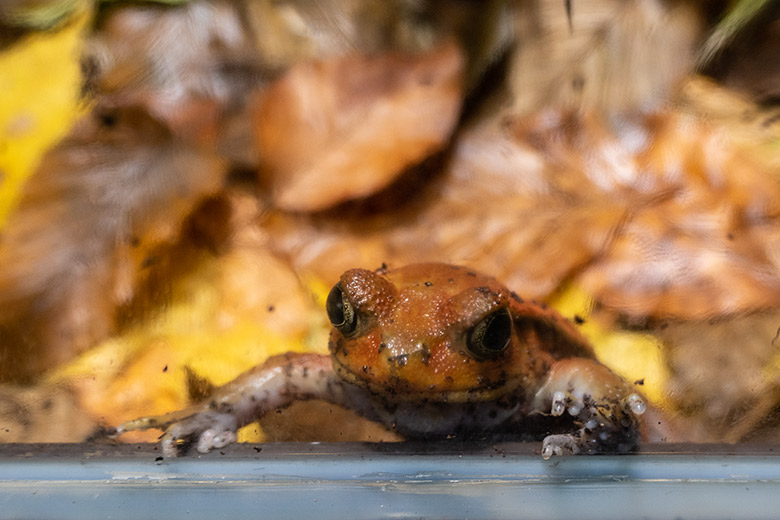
(330, 354, 518, 403)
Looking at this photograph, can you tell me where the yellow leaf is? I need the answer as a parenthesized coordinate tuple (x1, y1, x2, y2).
(0, 13, 88, 226)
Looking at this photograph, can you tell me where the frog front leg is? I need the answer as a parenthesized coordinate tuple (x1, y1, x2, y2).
(112, 353, 350, 457)
(531, 358, 646, 459)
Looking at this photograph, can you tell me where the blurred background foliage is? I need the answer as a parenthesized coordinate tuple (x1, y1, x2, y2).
(0, 0, 779, 445)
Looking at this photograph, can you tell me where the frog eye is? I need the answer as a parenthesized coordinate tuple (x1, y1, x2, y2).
(326, 283, 357, 335)
(467, 308, 512, 360)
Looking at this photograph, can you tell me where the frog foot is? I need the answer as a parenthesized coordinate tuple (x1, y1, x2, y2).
(542, 392, 646, 459)
(114, 410, 239, 458)
(159, 411, 239, 458)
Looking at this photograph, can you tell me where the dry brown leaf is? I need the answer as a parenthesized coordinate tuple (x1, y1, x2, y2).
(578, 110, 780, 319)
(263, 107, 629, 298)
(0, 383, 96, 443)
(87, 1, 260, 117)
(252, 41, 464, 211)
(658, 311, 780, 443)
(207, 189, 315, 339)
(0, 106, 226, 381)
(267, 89, 780, 321)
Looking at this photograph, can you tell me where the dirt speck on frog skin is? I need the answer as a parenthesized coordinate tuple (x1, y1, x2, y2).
(113, 263, 647, 458)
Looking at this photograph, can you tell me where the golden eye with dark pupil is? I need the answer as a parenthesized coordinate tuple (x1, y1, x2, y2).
(467, 308, 512, 360)
(326, 284, 357, 335)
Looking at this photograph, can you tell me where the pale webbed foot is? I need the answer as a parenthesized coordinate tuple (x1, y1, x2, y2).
(536, 359, 648, 459)
(112, 408, 240, 458)
(159, 410, 239, 458)
(541, 391, 647, 460)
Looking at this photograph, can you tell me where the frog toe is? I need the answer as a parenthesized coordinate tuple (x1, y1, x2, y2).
(549, 390, 584, 417)
(550, 391, 566, 416)
(623, 393, 646, 416)
(160, 411, 239, 458)
(196, 428, 238, 453)
(541, 434, 581, 459)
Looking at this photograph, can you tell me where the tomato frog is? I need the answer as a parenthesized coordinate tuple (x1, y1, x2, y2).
(112, 263, 647, 458)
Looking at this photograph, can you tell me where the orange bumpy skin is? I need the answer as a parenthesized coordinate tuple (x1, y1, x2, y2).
(330, 264, 591, 401)
(114, 263, 646, 458)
